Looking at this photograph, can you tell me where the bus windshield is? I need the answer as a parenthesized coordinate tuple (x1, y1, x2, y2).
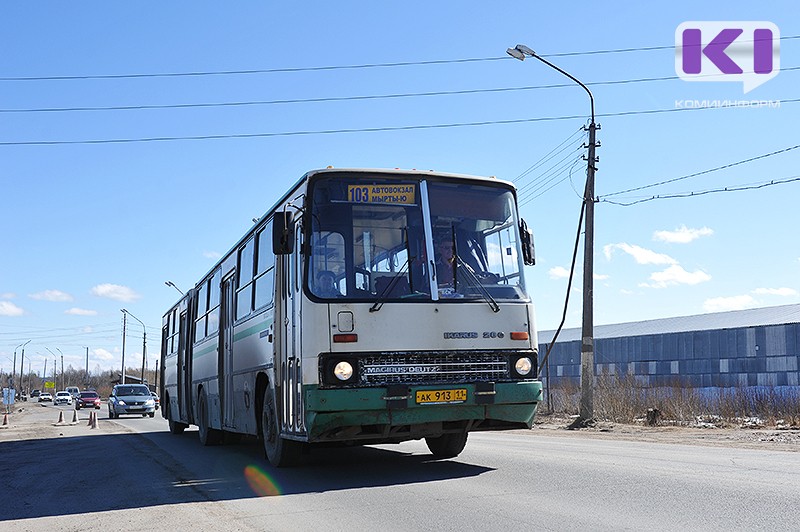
(308, 173, 528, 302)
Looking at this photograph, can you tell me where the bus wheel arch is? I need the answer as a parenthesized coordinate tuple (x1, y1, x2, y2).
(255, 372, 270, 440)
(197, 386, 222, 446)
(165, 392, 187, 435)
(261, 386, 301, 467)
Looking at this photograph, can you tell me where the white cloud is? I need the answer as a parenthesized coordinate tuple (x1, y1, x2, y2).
(0, 292, 15, 299)
(91, 283, 141, 302)
(594, 273, 609, 280)
(204, 250, 222, 260)
(29, 289, 73, 302)
(548, 266, 570, 279)
(603, 243, 677, 265)
(752, 287, 799, 297)
(93, 348, 114, 361)
(653, 225, 714, 244)
(65, 307, 98, 316)
(0, 301, 24, 316)
(704, 295, 756, 312)
(647, 265, 711, 288)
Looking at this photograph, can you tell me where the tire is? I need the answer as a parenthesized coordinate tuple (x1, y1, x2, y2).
(108, 406, 116, 419)
(261, 388, 301, 467)
(166, 401, 187, 435)
(149, 412, 155, 418)
(197, 391, 222, 446)
(425, 431, 469, 459)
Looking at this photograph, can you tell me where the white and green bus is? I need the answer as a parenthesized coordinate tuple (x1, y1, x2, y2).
(161, 168, 542, 467)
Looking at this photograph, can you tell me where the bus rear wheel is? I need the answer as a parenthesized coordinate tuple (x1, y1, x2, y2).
(425, 431, 469, 459)
(261, 389, 301, 467)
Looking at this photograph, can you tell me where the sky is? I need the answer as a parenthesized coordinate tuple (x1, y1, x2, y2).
(1, 1, 798, 378)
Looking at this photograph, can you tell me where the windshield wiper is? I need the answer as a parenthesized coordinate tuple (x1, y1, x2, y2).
(455, 255, 500, 313)
(369, 259, 410, 312)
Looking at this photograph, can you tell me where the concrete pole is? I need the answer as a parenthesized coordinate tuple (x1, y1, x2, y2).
(579, 121, 597, 423)
(121, 311, 127, 384)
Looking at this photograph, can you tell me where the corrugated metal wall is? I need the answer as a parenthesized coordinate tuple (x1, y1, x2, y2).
(539, 323, 800, 389)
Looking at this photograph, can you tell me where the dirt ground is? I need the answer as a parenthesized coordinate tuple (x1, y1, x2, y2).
(0, 401, 131, 442)
(530, 413, 800, 452)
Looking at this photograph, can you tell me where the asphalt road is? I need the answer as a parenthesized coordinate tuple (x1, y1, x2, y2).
(2, 403, 798, 531)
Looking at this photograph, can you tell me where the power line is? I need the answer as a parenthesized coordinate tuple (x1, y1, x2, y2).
(601, 144, 800, 198)
(0, 57, 508, 82)
(3, 98, 798, 147)
(4, 66, 799, 114)
(2, 35, 797, 82)
(514, 126, 586, 182)
(518, 148, 585, 197)
(543, 35, 800, 58)
(519, 156, 585, 206)
(600, 176, 800, 206)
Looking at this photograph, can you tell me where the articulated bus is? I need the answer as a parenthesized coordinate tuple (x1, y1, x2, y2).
(161, 168, 542, 466)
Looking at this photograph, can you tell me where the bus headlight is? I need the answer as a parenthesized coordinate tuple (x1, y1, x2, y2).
(514, 357, 533, 376)
(333, 361, 354, 381)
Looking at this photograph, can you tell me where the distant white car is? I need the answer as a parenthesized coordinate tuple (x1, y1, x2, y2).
(38, 392, 53, 402)
(54, 391, 73, 406)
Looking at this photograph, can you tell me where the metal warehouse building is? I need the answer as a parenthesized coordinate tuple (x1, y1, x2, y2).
(538, 303, 800, 390)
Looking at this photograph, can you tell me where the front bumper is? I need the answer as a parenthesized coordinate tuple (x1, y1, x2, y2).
(304, 380, 542, 443)
(114, 405, 156, 415)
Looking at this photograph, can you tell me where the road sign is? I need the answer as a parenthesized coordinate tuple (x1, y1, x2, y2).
(2, 388, 15, 405)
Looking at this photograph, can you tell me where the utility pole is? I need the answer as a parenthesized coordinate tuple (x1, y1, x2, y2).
(580, 121, 598, 423)
(140, 328, 147, 384)
(121, 310, 127, 384)
(122, 309, 146, 385)
(14, 340, 30, 396)
(507, 44, 599, 424)
(84, 346, 89, 384)
(20, 345, 25, 394)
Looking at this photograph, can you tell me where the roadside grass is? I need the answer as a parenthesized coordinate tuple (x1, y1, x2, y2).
(544, 373, 800, 428)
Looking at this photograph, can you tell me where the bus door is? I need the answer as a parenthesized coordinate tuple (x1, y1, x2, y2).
(279, 222, 305, 435)
(177, 310, 191, 422)
(221, 274, 235, 429)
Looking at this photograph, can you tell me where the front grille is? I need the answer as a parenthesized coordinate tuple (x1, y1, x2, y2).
(358, 352, 510, 385)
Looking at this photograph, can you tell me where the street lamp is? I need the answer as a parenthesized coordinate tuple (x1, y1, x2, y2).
(165, 281, 185, 296)
(45, 347, 58, 391)
(507, 44, 598, 424)
(122, 309, 147, 385)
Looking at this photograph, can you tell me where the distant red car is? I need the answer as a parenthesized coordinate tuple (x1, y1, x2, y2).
(76, 391, 101, 410)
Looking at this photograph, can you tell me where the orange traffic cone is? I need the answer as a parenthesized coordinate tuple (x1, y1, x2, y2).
(90, 411, 99, 429)
(57, 411, 64, 424)
(87, 412, 93, 426)
(72, 410, 78, 424)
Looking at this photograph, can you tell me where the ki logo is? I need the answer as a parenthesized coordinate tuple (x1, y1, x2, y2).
(675, 21, 780, 93)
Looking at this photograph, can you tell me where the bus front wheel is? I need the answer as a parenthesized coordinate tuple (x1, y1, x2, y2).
(261, 389, 301, 467)
(425, 431, 469, 459)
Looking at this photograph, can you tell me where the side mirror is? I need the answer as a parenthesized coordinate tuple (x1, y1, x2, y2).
(520, 219, 536, 266)
(272, 210, 295, 255)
